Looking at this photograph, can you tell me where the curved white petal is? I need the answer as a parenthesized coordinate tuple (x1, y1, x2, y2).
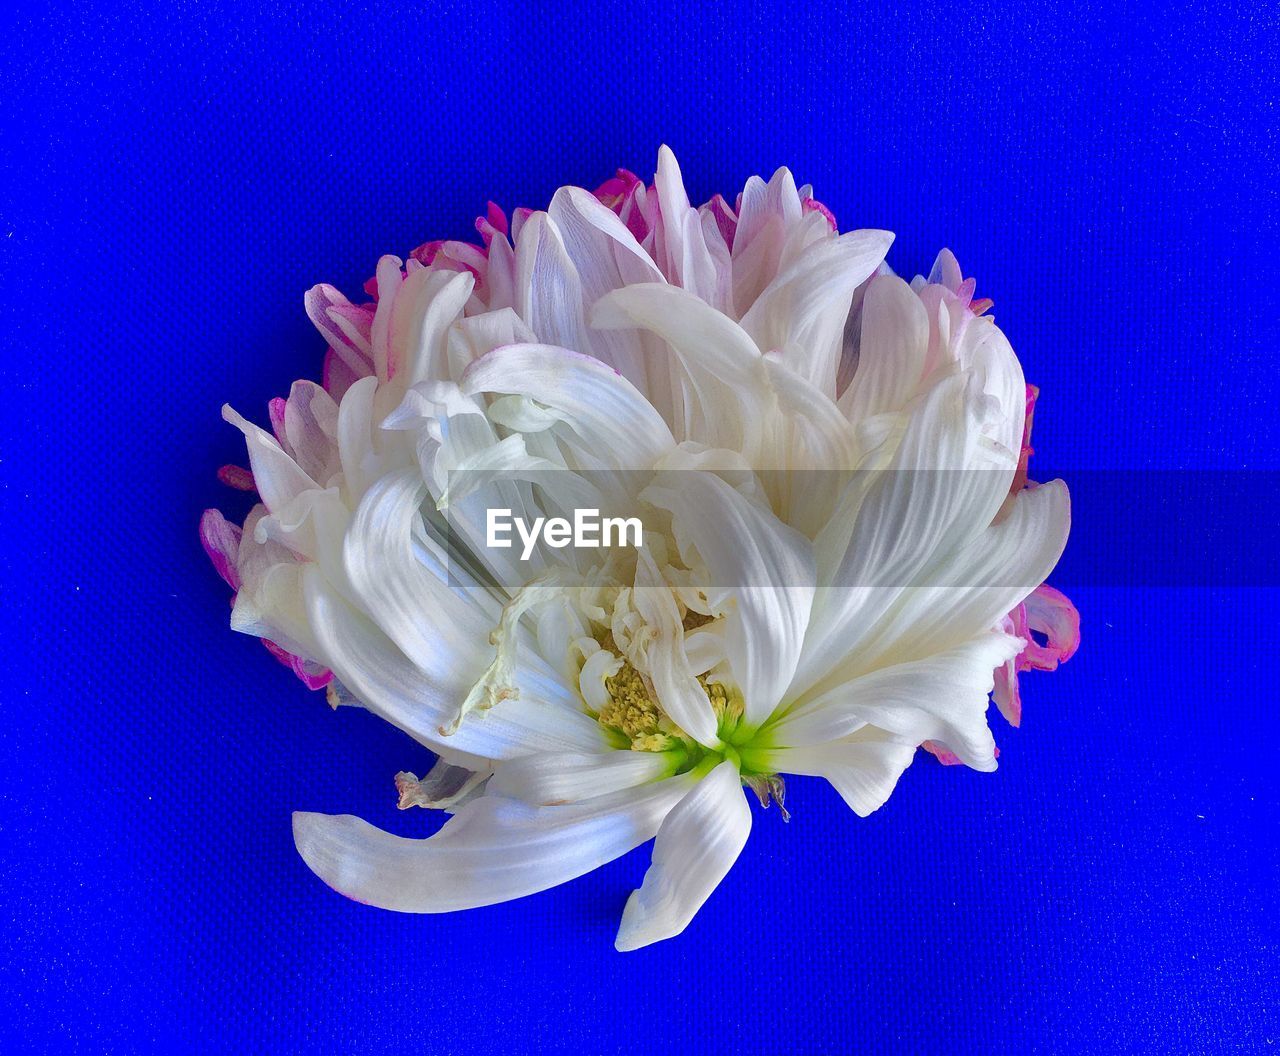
(305, 283, 372, 368)
(303, 567, 602, 760)
(773, 631, 1022, 770)
(343, 470, 494, 672)
(295, 775, 695, 913)
(546, 185, 664, 392)
(222, 405, 320, 514)
(615, 759, 751, 951)
(461, 343, 676, 467)
(592, 282, 762, 453)
(740, 229, 893, 395)
(794, 371, 1018, 695)
(770, 730, 918, 817)
(839, 274, 930, 421)
(854, 480, 1071, 672)
(395, 268, 474, 388)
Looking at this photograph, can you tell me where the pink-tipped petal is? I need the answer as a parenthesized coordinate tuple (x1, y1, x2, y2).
(199, 509, 242, 590)
(801, 197, 837, 232)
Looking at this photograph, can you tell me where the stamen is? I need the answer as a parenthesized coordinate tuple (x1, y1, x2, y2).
(597, 661, 679, 752)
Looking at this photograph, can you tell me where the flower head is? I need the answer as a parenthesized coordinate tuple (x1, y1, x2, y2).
(202, 147, 1078, 949)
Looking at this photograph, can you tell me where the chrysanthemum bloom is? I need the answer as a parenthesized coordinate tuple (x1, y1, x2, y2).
(202, 147, 1078, 949)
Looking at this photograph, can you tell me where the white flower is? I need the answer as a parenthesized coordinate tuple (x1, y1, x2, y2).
(202, 147, 1072, 950)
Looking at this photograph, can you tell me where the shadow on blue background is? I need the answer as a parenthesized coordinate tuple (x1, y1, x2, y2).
(2, 1, 1277, 1052)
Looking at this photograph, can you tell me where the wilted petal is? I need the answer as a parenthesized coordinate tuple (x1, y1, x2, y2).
(1022, 583, 1081, 669)
(395, 757, 492, 811)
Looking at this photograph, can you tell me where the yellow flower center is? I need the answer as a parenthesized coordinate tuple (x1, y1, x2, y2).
(596, 662, 678, 752)
(594, 665, 747, 755)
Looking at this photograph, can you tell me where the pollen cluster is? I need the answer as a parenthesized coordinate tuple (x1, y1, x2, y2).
(597, 662, 680, 752)
(595, 661, 749, 754)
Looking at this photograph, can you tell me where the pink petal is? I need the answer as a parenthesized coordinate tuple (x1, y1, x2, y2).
(702, 193, 739, 248)
(199, 509, 242, 590)
(992, 656, 1023, 727)
(263, 639, 333, 690)
(268, 396, 288, 447)
(1021, 584, 1081, 669)
(594, 167, 642, 211)
(922, 741, 964, 766)
(485, 200, 508, 236)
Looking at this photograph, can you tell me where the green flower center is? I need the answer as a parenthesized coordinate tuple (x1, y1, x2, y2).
(593, 663, 775, 778)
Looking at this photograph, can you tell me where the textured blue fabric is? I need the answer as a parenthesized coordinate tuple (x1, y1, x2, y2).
(2, 1, 1278, 1052)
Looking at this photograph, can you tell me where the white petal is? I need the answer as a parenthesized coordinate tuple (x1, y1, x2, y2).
(222, 405, 319, 514)
(740, 229, 893, 395)
(280, 381, 341, 484)
(343, 469, 493, 672)
(305, 282, 372, 366)
(631, 549, 721, 747)
(772, 631, 1022, 770)
(645, 471, 815, 727)
(513, 212, 588, 355)
(651, 146, 731, 311)
(303, 567, 602, 760)
(546, 185, 664, 391)
(368, 255, 405, 382)
(854, 480, 1071, 670)
(770, 730, 918, 817)
(615, 759, 751, 951)
(396, 268, 474, 388)
(794, 372, 1017, 694)
(488, 750, 675, 806)
(294, 776, 694, 913)
(448, 307, 537, 376)
(461, 343, 675, 466)
(335, 375, 381, 504)
(731, 167, 804, 312)
(839, 274, 930, 421)
(954, 317, 1026, 463)
(592, 283, 763, 455)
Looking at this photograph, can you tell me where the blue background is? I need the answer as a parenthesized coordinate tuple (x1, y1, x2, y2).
(3, 1, 1278, 1052)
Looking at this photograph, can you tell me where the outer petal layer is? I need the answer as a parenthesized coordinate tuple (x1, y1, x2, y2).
(295, 776, 695, 913)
